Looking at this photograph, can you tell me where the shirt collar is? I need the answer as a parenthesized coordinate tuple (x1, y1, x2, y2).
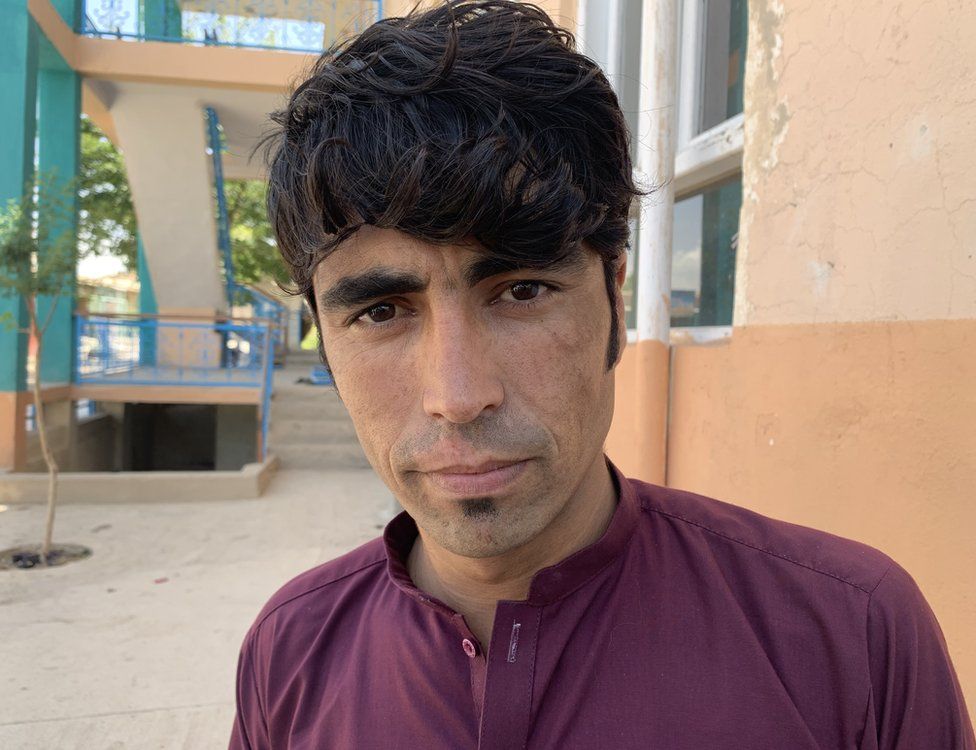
(383, 458, 640, 609)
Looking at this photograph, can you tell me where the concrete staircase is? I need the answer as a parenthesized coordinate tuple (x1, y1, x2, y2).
(268, 353, 371, 470)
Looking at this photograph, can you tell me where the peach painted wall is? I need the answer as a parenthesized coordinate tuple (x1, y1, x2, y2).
(738, 0, 976, 326)
(606, 339, 669, 485)
(664, 320, 976, 711)
(611, 0, 976, 714)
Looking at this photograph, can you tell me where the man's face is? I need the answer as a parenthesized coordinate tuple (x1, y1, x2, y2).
(313, 226, 623, 559)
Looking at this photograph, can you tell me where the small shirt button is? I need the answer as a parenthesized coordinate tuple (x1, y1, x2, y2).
(461, 638, 477, 658)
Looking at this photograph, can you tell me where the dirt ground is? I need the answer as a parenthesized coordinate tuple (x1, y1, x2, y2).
(0, 468, 391, 749)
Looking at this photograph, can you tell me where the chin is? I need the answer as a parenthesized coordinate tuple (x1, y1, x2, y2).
(430, 507, 546, 560)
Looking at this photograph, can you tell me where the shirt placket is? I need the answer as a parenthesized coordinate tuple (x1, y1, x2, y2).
(476, 602, 542, 750)
(449, 612, 488, 720)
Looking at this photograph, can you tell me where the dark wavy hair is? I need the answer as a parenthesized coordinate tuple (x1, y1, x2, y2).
(265, 0, 641, 370)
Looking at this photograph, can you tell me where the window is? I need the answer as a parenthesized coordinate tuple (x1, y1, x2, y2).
(75, 399, 100, 421)
(672, 0, 747, 331)
(577, 0, 644, 330)
(671, 177, 741, 327)
(577, 0, 746, 334)
(696, 0, 747, 134)
(677, 0, 748, 146)
(622, 218, 639, 330)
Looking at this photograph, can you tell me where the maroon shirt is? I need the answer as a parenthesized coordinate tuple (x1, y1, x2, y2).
(229, 464, 974, 749)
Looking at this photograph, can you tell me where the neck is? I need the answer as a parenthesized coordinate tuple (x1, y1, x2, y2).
(407, 457, 617, 648)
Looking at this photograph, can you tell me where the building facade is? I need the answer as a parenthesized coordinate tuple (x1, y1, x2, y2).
(558, 0, 976, 713)
(2, 0, 973, 711)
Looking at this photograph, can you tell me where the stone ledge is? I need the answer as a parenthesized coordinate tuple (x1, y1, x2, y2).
(0, 454, 280, 504)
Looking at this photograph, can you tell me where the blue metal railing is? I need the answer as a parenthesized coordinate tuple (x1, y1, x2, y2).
(73, 313, 276, 459)
(80, 0, 383, 54)
(232, 283, 289, 363)
(205, 105, 289, 363)
(205, 106, 235, 310)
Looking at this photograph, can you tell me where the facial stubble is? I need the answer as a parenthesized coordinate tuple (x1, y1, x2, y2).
(459, 497, 500, 520)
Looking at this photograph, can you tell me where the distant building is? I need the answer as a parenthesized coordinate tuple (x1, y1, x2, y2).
(77, 272, 140, 315)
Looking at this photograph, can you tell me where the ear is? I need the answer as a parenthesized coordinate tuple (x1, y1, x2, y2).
(614, 252, 628, 291)
(612, 253, 628, 368)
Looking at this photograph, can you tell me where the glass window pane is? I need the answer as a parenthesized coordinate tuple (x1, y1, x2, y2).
(618, 0, 644, 163)
(580, 0, 644, 162)
(671, 177, 741, 327)
(698, 0, 748, 133)
(622, 218, 639, 330)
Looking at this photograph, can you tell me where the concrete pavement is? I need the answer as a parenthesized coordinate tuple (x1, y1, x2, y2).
(0, 468, 391, 749)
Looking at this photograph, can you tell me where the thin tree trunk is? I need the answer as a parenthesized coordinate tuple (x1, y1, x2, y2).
(26, 297, 59, 565)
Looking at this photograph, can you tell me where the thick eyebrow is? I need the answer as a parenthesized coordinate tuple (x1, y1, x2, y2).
(462, 250, 589, 288)
(319, 268, 427, 311)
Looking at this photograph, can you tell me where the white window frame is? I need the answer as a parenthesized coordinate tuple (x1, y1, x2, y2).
(578, 0, 742, 345)
(674, 113, 743, 198)
(578, 0, 643, 334)
(669, 0, 742, 344)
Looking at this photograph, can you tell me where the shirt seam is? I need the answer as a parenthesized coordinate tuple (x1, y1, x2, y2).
(860, 561, 895, 743)
(529, 510, 640, 605)
(241, 639, 271, 744)
(250, 556, 387, 635)
(531, 544, 630, 605)
(643, 505, 880, 595)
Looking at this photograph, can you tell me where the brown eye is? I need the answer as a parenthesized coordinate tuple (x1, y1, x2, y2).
(361, 303, 396, 323)
(508, 281, 541, 301)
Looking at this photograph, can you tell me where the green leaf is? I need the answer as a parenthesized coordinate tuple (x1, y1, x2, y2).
(0, 171, 78, 300)
(224, 179, 288, 287)
(78, 116, 137, 269)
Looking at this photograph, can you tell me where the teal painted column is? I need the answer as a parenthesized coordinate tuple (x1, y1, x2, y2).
(138, 236, 157, 314)
(140, 0, 174, 366)
(48, 0, 80, 26)
(145, 0, 183, 41)
(0, 1, 39, 394)
(36, 32, 80, 385)
(137, 235, 158, 365)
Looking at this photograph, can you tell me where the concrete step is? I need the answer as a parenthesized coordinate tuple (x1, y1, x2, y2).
(284, 350, 321, 364)
(274, 442, 371, 470)
(268, 361, 364, 467)
(270, 417, 359, 445)
(270, 393, 352, 421)
(273, 380, 342, 398)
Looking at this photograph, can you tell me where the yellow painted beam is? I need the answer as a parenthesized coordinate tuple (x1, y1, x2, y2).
(28, 0, 315, 91)
(81, 81, 119, 143)
(70, 384, 262, 405)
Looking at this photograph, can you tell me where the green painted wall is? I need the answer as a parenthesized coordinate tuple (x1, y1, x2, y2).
(138, 236, 157, 314)
(137, 235, 158, 365)
(145, 0, 183, 40)
(48, 0, 80, 28)
(0, 1, 38, 393)
(37, 35, 80, 385)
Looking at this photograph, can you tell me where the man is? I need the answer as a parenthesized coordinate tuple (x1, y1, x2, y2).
(230, 2, 975, 747)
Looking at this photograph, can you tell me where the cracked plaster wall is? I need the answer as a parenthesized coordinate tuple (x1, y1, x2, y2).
(738, 0, 976, 325)
(661, 0, 976, 711)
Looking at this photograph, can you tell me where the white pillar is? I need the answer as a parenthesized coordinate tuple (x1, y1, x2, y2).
(290, 305, 304, 351)
(635, 0, 679, 345)
(630, 0, 679, 485)
(111, 83, 226, 314)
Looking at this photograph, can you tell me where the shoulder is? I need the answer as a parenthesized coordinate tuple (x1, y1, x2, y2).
(245, 536, 388, 645)
(624, 479, 975, 744)
(629, 477, 894, 596)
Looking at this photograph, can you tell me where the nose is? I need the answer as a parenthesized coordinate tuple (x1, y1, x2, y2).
(421, 309, 504, 424)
